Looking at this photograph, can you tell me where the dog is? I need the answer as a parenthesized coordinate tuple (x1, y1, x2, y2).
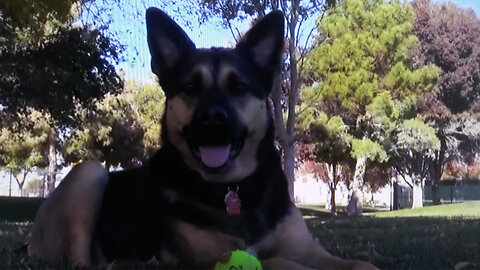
(28, 8, 377, 269)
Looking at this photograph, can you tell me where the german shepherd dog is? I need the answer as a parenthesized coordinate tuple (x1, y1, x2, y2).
(29, 8, 376, 270)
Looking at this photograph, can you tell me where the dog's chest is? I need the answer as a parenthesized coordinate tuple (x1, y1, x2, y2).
(165, 219, 244, 266)
(161, 187, 271, 245)
(157, 188, 274, 266)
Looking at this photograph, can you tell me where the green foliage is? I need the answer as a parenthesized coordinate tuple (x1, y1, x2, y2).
(0, 0, 124, 128)
(305, 0, 438, 112)
(350, 137, 387, 162)
(0, 26, 123, 125)
(0, 0, 87, 47)
(393, 118, 440, 156)
(390, 118, 440, 183)
(131, 81, 164, 157)
(300, 0, 440, 179)
(63, 81, 165, 169)
(0, 0, 124, 191)
(383, 62, 440, 100)
(311, 121, 351, 165)
(296, 86, 328, 132)
(0, 108, 52, 190)
(0, 108, 52, 172)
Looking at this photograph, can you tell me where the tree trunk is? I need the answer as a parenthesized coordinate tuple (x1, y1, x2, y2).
(41, 173, 46, 197)
(393, 180, 399, 210)
(430, 161, 442, 205)
(285, 6, 300, 201)
(347, 189, 363, 216)
(272, 74, 296, 201)
(46, 142, 58, 195)
(325, 163, 339, 214)
(347, 157, 366, 216)
(431, 182, 441, 205)
(9, 168, 12, 197)
(411, 176, 424, 209)
(329, 183, 336, 214)
(272, 7, 300, 202)
(13, 171, 28, 195)
(283, 143, 296, 200)
(430, 138, 446, 205)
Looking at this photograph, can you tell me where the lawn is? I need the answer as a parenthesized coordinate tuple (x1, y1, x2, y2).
(301, 202, 480, 270)
(0, 199, 479, 269)
(368, 201, 480, 218)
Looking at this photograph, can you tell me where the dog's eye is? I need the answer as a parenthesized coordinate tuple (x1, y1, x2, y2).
(181, 83, 198, 96)
(231, 83, 249, 95)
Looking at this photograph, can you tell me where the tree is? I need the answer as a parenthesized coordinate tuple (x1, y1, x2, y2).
(0, 2, 124, 193)
(390, 118, 440, 208)
(131, 81, 165, 157)
(411, 0, 480, 204)
(298, 112, 354, 213)
(0, 26, 123, 124)
(300, 158, 353, 214)
(363, 161, 392, 204)
(302, 0, 439, 212)
(0, 108, 52, 193)
(0, 0, 92, 48)
(63, 80, 164, 170)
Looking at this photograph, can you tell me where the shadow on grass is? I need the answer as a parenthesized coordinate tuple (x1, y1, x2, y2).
(300, 206, 480, 270)
(0, 196, 43, 222)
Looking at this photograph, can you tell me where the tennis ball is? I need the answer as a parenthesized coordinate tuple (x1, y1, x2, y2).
(214, 250, 263, 270)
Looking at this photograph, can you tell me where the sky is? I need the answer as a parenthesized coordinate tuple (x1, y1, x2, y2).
(433, 0, 480, 12)
(82, 0, 480, 84)
(80, 0, 237, 83)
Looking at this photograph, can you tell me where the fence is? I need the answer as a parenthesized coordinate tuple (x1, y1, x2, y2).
(424, 180, 480, 203)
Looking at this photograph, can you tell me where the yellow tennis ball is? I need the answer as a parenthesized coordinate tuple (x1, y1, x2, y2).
(214, 250, 263, 270)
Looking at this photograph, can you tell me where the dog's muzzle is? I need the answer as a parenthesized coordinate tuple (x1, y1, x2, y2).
(185, 105, 247, 172)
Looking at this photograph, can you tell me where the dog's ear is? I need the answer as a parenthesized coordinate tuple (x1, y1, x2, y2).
(146, 8, 195, 81)
(235, 11, 284, 76)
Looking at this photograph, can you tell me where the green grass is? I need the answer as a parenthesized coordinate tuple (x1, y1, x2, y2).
(305, 215, 480, 270)
(1, 199, 480, 269)
(301, 202, 480, 270)
(367, 201, 480, 218)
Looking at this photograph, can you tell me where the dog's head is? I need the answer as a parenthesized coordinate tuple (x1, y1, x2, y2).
(146, 8, 284, 183)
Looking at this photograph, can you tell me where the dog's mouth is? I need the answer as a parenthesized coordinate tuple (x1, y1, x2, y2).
(189, 132, 246, 172)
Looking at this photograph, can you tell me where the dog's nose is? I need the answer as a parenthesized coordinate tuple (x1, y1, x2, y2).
(200, 106, 228, 126)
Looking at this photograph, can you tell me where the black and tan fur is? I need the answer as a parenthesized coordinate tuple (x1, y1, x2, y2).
(28, 8, 377, 269)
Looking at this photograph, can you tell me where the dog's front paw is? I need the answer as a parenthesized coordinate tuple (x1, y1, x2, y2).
(349, 260, 379, 270)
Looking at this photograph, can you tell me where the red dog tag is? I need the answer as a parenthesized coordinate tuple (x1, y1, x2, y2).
(225, 188, 241, 216)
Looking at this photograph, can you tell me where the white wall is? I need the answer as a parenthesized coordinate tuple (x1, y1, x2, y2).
(294, 171, 394, 209)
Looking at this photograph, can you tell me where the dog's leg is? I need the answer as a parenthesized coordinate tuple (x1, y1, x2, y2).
(261, 257, 315, 270)
(293, 248, 378, 270)
(254, 207, 378, 270)
(308, 255, 378, 270)
(29, 161, 108, 265)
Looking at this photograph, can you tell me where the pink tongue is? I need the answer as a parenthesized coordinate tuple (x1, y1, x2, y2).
(199, 145, 231, 168)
